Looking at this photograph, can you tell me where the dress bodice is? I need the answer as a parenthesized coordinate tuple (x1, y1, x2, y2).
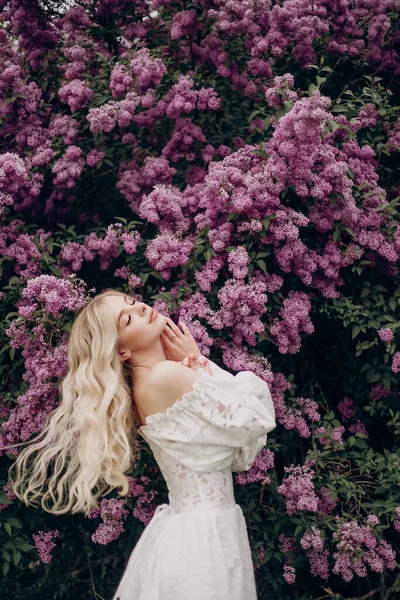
(139, 357, 276, 514)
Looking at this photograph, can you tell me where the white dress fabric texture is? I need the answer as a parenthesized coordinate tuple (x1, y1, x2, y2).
(113, 357, 277, 600)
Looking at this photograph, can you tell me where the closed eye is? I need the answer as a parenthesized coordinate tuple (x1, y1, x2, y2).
(127, 297, 135, 326)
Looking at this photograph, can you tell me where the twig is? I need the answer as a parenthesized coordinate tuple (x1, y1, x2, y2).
(343, 587, 383, 600)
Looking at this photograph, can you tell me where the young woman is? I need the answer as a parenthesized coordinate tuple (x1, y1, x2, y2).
(9, 288, 276, 600)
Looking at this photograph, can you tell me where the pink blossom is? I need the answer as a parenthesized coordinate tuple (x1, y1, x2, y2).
(270, 291, 314, 354)
(235, 448, 275, 486)
(110, 64, 133, 98)
(130, 48, 166, 89)
(88, 498, 129, 545)
(337, 397, 357, 422)
(170, 10, 202, 40)
(86, 149, 105, 167)
(377, 328, 394, 343)
(276, 459, 320, 515)
(332, 519, 396, 582)
(227, 246, 250, 279)
(32, 529, 60, 564)
(283, 563, 296, 584)
(52, 145, 85, 188)
(391, 351, 400, 373)
(58, 79, 93, 112)
(144, 232, 194, 280)
(16, 274, 87, 318)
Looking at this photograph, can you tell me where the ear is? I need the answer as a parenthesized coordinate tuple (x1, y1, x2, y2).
(119, 348, 131, 361)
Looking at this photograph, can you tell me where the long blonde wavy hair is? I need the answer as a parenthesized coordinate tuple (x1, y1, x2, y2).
(8, 288, 143, 516)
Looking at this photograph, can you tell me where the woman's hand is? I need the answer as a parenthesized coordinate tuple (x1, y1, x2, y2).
(160, 317, 201, 363)
(181, 353, 213, 375)
(180, 353, 208, 371)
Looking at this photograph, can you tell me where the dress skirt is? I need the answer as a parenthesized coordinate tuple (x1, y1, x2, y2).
(112, 502, 258, 600)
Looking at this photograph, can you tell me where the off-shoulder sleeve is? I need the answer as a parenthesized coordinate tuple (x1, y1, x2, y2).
(140, 357, 276, 474)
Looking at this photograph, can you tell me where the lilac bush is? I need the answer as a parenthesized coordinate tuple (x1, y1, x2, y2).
(0, 0, 400, 598)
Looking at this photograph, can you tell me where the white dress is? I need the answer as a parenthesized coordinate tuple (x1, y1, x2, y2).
(113, 357, 276, 600)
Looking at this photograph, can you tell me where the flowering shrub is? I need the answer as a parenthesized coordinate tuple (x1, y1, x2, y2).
(0, 1, 400, 599)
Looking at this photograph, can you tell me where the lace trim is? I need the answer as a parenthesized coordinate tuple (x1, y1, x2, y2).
(140, 366, 273, 432)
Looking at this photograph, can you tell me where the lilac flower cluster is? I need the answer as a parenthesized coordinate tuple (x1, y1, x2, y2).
(314, 425, 346, 448)
(58, 79, 93, 113)
(337, 397, 357, 422)
(130, 48, 166, 90)
(58, 224, 142, 274)
(87, 498, 129, 545)
(126, 475, 161, 526)
(255, 546, 265, 570)
(163, 75, 221, 119)
(86, 149, 105, 167)
(0, 277, 88, 452)
(235, 448, 275, 486)
(32, 529, 60, 564)
(0, 153, 36, 215)
(332, 518, 397, 582)
(52, 145, 85, 188)
(16, 275, 87, 318)
(170, 9, 202, 40)
(276, 459, 320, 515)
(378, 328, 394, 343)
(87, 92, 141, 133)
(144, 232, 194, 281)
(110, 64, 133, 98)
(270, 291, 314, 354)
(391, 352, 400, 373)
(300, 527, 330, 579)
(118, 157, 177, 212)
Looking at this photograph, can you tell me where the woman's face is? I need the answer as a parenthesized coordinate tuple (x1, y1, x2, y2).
(104, 294, 167, 361)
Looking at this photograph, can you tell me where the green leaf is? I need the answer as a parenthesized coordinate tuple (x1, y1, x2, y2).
(248, 109, 261, 122)
(2, 561, 10, 576)
(367, 373, 381, 383)
(8, 518, 22, 529)
(294, 524, 303, 536)
(4, 522, 12, 536)
(15, 542, 35, 552)
(256, 259, 267, 272)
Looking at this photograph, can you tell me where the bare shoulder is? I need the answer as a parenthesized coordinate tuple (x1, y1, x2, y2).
(143, 360, 203, 416)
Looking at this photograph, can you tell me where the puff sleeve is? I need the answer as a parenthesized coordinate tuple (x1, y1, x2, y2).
(204, 358, 276, 472)
(140, 357, 276, 473)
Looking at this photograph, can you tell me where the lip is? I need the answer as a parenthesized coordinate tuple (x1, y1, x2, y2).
(150, 308, 157, 323)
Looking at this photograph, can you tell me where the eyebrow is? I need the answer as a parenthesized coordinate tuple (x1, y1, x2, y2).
(117, 295, 129, 327)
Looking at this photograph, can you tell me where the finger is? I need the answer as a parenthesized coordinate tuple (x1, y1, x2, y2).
(161, 329, 178, 343)
(165, 317, 183, 337)
(178, 320, 192, 336)
(160, 331, 171, 343)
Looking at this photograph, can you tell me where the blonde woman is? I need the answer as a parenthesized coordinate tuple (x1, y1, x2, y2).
(9, 288, 276, 600)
